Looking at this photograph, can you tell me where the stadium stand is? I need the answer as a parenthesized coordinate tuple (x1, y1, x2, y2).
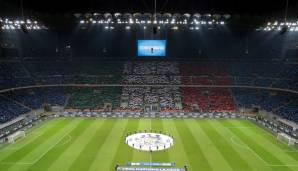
(0, 96, 30, 123)
(232, 89, 298, 122)
(0, 60, 297, 123)
(66, 87, 121, 110)
(182, 88, 236, 112)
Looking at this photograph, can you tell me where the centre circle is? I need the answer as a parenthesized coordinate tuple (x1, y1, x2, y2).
(125, 132, 174, 152)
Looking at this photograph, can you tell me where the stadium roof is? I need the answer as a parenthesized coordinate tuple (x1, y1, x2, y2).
(0, 0, 298, 16)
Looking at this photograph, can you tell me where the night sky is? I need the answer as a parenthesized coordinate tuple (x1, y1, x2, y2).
(0, 0, 298, 16)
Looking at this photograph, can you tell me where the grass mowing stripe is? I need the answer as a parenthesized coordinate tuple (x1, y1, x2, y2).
(131, 119, 151, 162)
(164, 119, 190, 168)
(151, 119, 170, 163)
(0, 119, 72, 171)
(25, 119, 93, 171)
(187, 120, 234, 171)
(88, 120, 128, 171)
(174, 119, 212, 171)
(199, 120, 253, 171)
(109, 119, 140, 170)
(220, 121, 293, 171)
(67, 119, 117, 171)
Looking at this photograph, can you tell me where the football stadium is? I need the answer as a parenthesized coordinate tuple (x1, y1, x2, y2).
(0, 0, 298, 171)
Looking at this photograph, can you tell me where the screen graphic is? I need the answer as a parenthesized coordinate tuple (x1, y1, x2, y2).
(137, 40, 166, 57)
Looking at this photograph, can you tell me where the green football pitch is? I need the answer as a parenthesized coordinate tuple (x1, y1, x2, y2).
(0, 118, 297, 171)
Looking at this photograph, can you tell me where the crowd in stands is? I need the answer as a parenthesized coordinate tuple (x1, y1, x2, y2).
(182, 88, 236, 112)
(0, 97, 30, 124)
(4, 88, 67, 109)
(276, 99, 298, 122)
(120, 62, 182, 111)
(0, 61, 297, 123)
(0, 61, 297, 90)
(66, 87, 121, 110)
(180, 63, 236, 112)
(233, 89, 298, 122)
(120, 87, 182, 111)
(123, 62, 180, 75)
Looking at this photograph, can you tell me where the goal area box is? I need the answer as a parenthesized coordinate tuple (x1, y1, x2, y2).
(6, 131, 26, 143)
(277, 133, 298, 146)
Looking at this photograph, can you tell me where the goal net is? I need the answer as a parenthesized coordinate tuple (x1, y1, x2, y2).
(6, 131, 26, 144)
(277, 133, 297, 146)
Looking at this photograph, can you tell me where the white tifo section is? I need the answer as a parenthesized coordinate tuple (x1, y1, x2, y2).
(277, 133, 298, 146)
(7, 131, 26, 144)
(126, 133, 174, 151)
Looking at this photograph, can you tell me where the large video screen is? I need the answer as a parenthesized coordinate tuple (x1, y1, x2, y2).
(137, 40, 166, 57)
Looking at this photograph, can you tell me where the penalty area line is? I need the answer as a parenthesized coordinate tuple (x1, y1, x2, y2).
(55, 135, 72, 147)
(0, 161, 33, 165)
(0, 131, 73, 166)
(267, 164, 298, 167)
(230, 136, 269, 165)
(30, 131, 73, 165)
(230, 136, 298, 167)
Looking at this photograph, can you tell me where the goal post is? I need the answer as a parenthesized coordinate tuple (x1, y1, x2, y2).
(6, 131, 26, 144)
(277, 133, 297, 146)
